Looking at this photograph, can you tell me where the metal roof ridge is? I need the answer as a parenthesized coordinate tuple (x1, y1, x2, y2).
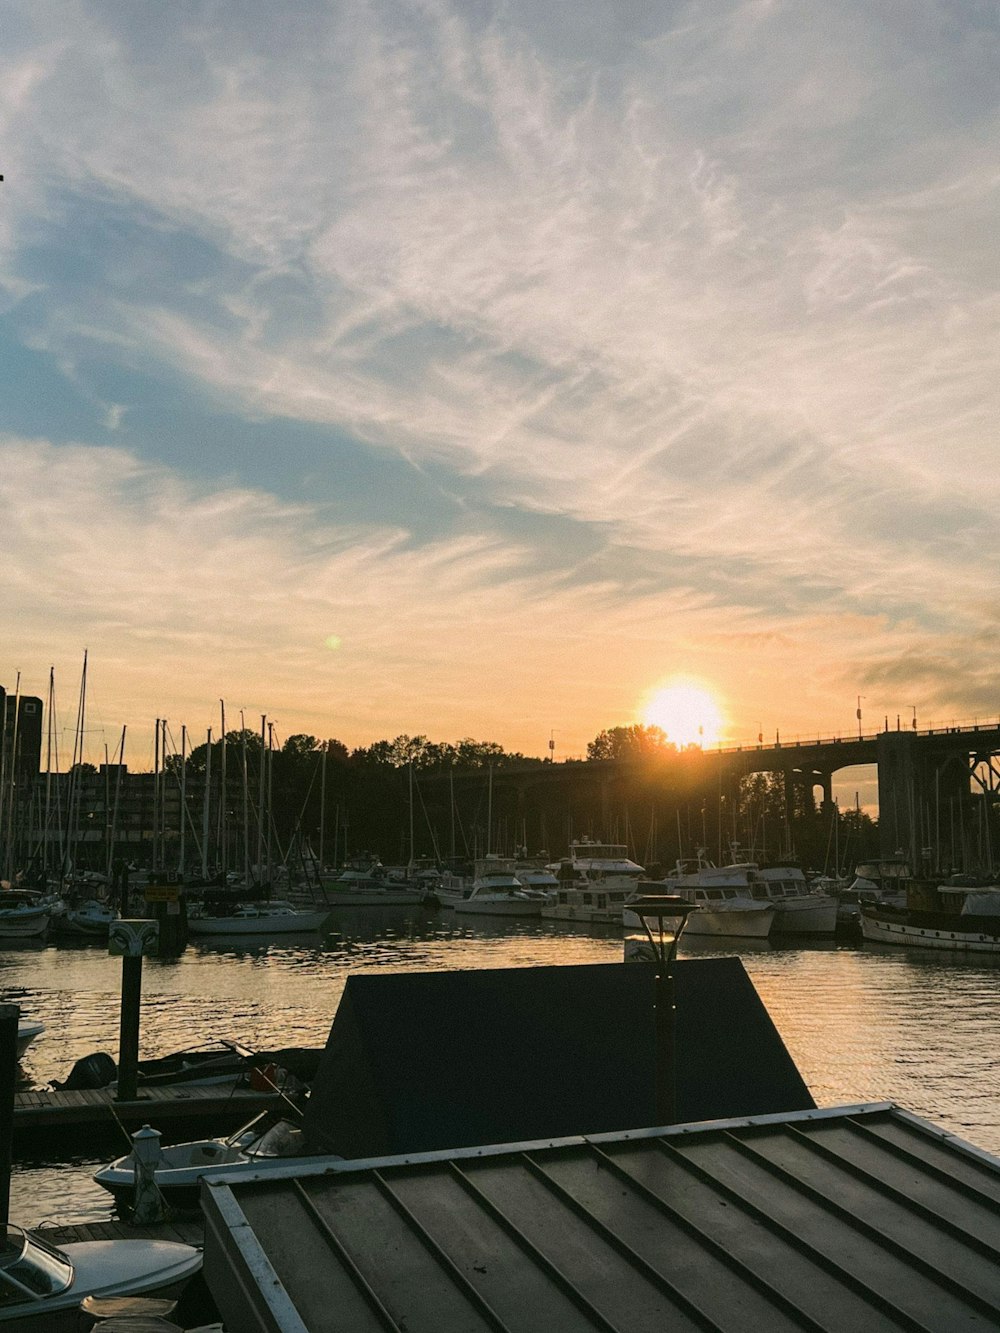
(202, 1100, 932, 1193)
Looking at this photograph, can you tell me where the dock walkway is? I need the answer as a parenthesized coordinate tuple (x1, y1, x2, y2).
(38, 1216, 205, 1248)
(14, 1083, 282, 1150)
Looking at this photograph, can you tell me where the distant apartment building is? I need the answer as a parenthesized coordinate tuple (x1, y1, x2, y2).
(0, 686, 44, 787)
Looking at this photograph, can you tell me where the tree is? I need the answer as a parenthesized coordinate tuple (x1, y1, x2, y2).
(586, 725, 674, 761)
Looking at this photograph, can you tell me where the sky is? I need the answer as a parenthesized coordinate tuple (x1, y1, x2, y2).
(1, 0, 998, 780)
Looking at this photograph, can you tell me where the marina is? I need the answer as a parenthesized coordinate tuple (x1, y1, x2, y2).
(9, 906, 1000, 1233)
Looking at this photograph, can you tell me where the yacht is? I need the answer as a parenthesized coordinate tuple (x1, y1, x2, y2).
(642, 854, 775, 938)
(453, 857, 546, 917)
(861, 875, 1000, 952)
(540, 840, 644, 923)
(750, 861, 838, 935)
(546, 839, 644, 889)
(515, 859, 559, 896)
(540, 868, 638, 924)
(321, 857, 424, 906)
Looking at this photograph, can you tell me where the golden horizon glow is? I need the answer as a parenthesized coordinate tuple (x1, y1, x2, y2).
(641, 682, 725, 748)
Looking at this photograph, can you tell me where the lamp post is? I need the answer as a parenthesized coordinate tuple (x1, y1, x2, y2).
(856, 696, 864, 740)
(623, 895, 696, 1125)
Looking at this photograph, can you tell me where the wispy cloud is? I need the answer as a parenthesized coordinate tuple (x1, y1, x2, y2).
(0, 0, 998, 751)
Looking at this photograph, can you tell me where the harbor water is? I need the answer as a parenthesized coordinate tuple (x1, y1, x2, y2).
(7, 907, 1000, 1227)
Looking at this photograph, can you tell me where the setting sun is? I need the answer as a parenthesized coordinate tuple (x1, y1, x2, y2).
(641, 682, 725, 748)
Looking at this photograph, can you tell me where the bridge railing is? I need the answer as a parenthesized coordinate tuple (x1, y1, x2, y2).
(553, 717, 1000, 764)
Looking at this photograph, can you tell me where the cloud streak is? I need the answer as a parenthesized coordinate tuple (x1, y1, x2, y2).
(0, 0, 998, 754)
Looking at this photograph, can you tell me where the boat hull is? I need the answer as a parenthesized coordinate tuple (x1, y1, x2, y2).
(540, 904, 620, 924)
(861, 907, 1000, 953)
(96, 1147, 322, 1215)
(453, 898, 544, 917)
(188, 910, 329, 935)
(322, 889, 423, 907)
(0, 1236, 201, 1331)
(15, 1022, 44, 1058)
(682, 908, 774, 939)
(0, 910, 49, 939)
(770, 897, 838, 936)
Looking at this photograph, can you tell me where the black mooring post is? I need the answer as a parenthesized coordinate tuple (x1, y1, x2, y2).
(0, 1003, 20, 1227)
(116, 956, 143, 1103)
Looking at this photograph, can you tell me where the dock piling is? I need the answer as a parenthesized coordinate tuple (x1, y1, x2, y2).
(109, 920, 159, 1103)
(0, 1003, 19, 1227)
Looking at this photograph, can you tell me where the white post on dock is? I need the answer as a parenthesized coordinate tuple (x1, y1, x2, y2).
(130, 1123, 166, 1223)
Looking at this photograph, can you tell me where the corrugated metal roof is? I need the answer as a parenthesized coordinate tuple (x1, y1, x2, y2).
(201, 1103, 1000, 1333)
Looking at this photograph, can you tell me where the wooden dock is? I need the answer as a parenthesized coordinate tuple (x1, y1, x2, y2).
(14, 1083, 283, 1151)
(37, 1215, 204, 1248)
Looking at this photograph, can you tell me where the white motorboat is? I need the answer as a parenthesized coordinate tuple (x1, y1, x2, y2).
(515, 860, 559, 896)
(187, 900, 330, 935)
(320, 857, 423, 906)
(540, 880, 637, 924)
(752, 863, 838, 935)
(0, 892, 50, 940)
(540, 839, 645, 923)
(545, 839, 644, 891)
(0, 1224, 201, 1329)
(95, 1111, 322, 1214)
(453, 857, 545, 917)
(16, 1021, 44, 1059)
(642, 855, 775, 939)
(436, 871, 473, 908)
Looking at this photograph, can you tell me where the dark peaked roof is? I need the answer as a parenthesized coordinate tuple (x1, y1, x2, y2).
(304, 958, 814, 1158)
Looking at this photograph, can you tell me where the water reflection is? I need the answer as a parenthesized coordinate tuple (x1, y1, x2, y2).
(7, 912, 1000, 1226)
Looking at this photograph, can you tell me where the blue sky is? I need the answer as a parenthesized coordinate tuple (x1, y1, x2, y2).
(1, 0, 998, 773)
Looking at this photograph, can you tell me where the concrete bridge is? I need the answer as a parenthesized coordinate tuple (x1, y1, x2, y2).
(456, 722, 1000, 867)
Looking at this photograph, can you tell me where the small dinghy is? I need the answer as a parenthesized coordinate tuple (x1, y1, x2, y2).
(52, 1041, 322, 1093)
(95, 1105, 325, 1213)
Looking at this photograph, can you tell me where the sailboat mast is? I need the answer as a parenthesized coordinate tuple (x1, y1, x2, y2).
(180, 725, 187, 875)
(153, 718, 161, 871)
(240, 712, 250, 885)
(319, 742, 327, 870)
(449, 765, 455, 861)
(108, 726, 125, 881)
(407, 761, 415, 872)
(266, 722, 274, 884)
(487, 763, 493, 857)
(44, 667, 54, 875)
(202, 726, 212, 880)
(66, 651, 87, 879)
(257, 715, 266, 884)
(219, 701, 228, 880)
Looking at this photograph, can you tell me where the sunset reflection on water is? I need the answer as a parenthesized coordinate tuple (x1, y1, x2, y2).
(7, 910, 1000, 1226)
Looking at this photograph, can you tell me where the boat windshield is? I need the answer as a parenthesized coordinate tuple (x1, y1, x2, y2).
(0, 1227, 73, 1304)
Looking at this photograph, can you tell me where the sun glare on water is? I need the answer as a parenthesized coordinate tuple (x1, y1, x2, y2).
(642, 682, 725, 748)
